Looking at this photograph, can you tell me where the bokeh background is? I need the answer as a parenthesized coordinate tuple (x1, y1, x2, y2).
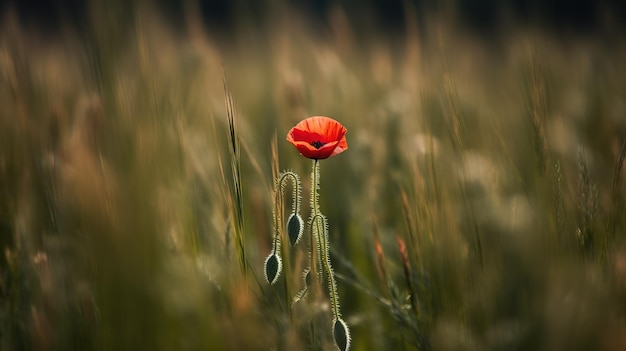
(1, 0, 626, 350)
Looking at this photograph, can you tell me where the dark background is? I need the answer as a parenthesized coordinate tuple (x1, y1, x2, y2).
(1, 0, 625, 37)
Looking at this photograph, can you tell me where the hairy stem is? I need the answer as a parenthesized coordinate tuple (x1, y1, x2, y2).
(311, 159, 341, 321)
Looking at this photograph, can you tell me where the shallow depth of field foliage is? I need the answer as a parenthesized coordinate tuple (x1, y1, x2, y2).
(1, 1, 626, 350)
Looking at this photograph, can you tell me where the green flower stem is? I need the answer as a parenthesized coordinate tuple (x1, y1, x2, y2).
(310, 160, 321, 282)
(313, 214, 341, 320)
(311, 159, 341, 321)
(274, 171, 301, 245)
(279, 171, 301, 214)
(311, 160, 320, 215)
(274, 171, 302, 320)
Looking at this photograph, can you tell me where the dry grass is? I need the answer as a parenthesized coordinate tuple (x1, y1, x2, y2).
(1, 2, 626, 350)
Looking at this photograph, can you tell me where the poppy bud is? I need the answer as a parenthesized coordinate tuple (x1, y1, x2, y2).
(264, 253, 282, 285)
(333, 318, 351, 351)
(287, 213, 304, 246)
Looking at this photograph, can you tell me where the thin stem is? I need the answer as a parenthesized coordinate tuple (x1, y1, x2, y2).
(274, 171, 301, 244)
(311, 160, 320, 214)
(272, 180, 282, 255)
(314, 214, 341, 320)
(274, 172, 300, 320)
(279, 171, 301, 214)
(310, 160, 320, 282)
(311, 159, 341, 321)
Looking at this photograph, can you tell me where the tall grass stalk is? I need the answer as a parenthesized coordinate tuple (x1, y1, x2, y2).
(2, 3, 626, 349)
(223, 76, 247, 278)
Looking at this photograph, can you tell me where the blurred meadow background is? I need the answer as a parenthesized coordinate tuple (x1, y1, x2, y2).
(1, 0, 626, 350)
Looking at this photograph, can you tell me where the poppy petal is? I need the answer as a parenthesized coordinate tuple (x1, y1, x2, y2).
(286, 116, 348, 160)
(330, 135, 348, 157)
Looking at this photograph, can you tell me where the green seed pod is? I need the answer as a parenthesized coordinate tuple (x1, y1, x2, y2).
(333, 318, 351, 351)
(264, 253, 282, 285)
(287, 213, 304, 246)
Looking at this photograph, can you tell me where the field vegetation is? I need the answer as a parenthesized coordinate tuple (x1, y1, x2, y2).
(1, 1, 626, 350)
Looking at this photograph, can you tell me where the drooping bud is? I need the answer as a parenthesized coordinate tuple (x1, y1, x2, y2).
(264, 253, 282, 285)
(287, 213, 304, 246)
(332, 318, 351, 351)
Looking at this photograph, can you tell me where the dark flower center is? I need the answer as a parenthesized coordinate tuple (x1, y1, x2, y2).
(310, 140, 325, 149)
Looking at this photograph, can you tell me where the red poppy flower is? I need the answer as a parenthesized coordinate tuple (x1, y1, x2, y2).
(286, 116, 348, 160)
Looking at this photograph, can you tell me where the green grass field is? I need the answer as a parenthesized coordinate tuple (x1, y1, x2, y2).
(1, 2, 626, 350)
